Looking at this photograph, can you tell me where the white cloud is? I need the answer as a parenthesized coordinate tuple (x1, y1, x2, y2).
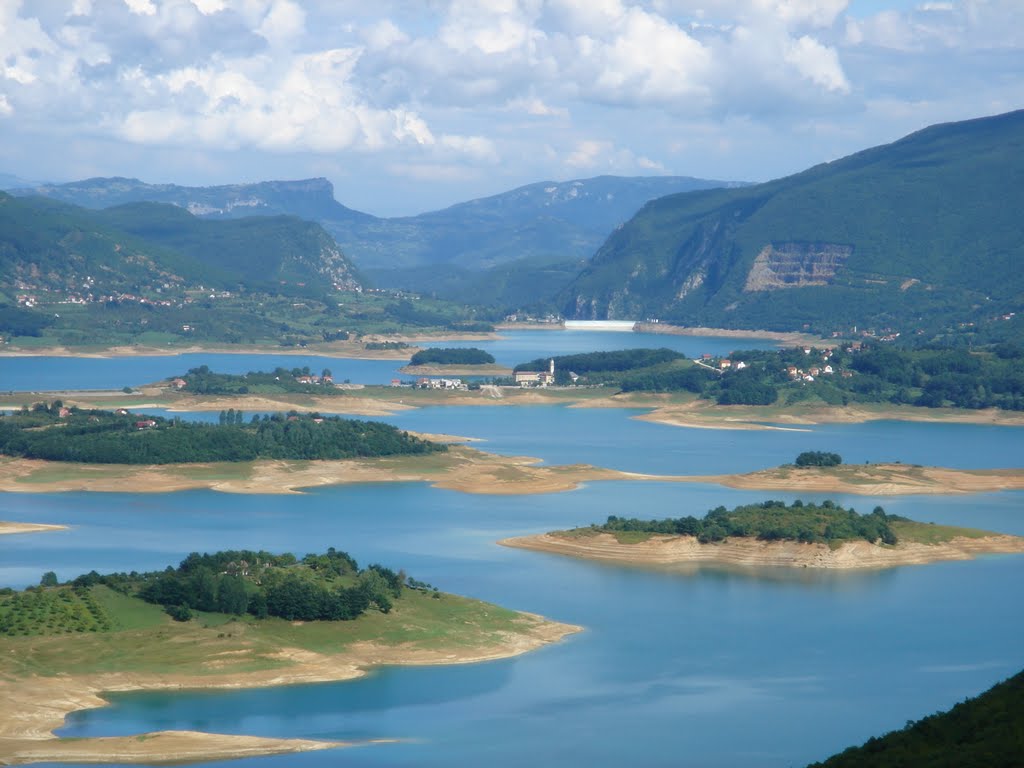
(785, 35, 850, 92)
(0, 0, 1021, 215)
(564, 138, 664, 172)
(440, 134, 499, 162)
(364, 19, 409, 51)
(123, 0, 157, 16)
(191, 0, 227, 14)
(256, 0, 305, 47)
(507, 96, 569, 116)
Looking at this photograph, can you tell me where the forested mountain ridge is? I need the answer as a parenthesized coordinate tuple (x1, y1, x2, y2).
(15, 174, 741, 307)
(560, 109, 1024, 335)
(0, 193, 361, 300)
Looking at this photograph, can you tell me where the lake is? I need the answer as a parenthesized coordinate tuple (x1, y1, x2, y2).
(0, 329, 776, 391)
(2, 330, 1022, 768)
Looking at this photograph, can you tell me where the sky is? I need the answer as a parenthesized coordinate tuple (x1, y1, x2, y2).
(0, 1, 1021, 217)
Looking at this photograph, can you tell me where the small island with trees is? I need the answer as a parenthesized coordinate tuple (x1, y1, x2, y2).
(500, 499, 1024, 570)
(0, 548, 578, 765)
(400, 347, 510, 375)
(0, 402, 445, 464)
(172, 365, 344, 396)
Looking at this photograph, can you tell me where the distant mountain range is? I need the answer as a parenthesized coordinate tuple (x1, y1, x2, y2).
(0, 193, 360, 301)
(7, 109, 1022, 338)
(15, 174, 741, 306)
(560, 109, 1024, 334)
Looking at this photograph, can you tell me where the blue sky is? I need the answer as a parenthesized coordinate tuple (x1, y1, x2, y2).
(0, 1, 1021, 216)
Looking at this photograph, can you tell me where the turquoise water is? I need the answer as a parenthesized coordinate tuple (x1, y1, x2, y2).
(2, 333, 1023, 767)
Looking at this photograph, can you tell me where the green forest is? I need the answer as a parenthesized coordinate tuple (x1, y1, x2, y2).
(409, 347, 496, 365)
(513, 342, 1024, 409)
(807, 668, 1024, 767)
(595, 500, 902, 545)
(0, 548, 439, 635)
(177, 365, 342, 395)
(0, 402, 446, 464)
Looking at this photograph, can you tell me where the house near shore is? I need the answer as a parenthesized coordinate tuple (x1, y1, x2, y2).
(135, 419, 157, 430)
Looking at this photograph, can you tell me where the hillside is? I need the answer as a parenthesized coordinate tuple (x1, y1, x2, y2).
(807, 668, 1024, 767)
(0, 193, 360, 300)
(560, 110, 1024, 335)
(17, 174, 740, 307)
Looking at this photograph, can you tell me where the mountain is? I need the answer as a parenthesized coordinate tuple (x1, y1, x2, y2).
(17, 174, 741, 305)
(560, 110, 1024, 333)
(0, 173, 41, 190)
(20, 177, 373, 226)
(0, 193, 360, 300)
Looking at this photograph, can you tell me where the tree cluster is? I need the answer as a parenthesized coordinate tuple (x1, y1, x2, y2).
(65, 548, 422, 624)
(181, 366, 339, 396)
(599, 500, 902, 546)
(794, 451, 843, 467)
(409, 347, 496, 365)
(0, 405, 446, 464)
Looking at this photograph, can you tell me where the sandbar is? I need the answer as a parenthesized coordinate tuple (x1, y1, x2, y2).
(1, 450, 1023, 498)
(0, 612, 578, 766)
(0, 522, 68, 536)
(708, 463, 1024, 496)
(500, 531, 1024, 570)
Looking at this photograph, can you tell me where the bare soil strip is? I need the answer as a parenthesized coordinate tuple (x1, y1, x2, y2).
(500, 531, 1024, 571)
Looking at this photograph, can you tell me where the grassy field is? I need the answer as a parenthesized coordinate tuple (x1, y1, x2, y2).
(891, 520, 993, 544)
(556, 527, 655, 544)
(0, 584, 534, 680)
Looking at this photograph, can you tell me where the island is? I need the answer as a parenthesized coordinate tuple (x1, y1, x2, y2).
(0, 402, 446, 464)
(500, 500, 1024, 570)
(2, 408, 1023, 497)
(0, 548, 579, 765)
(399, 346, 512, 376)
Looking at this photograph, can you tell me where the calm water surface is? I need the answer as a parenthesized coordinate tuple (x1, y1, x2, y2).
(0, 330, 774, 391)
(2, 332, 1022, 767)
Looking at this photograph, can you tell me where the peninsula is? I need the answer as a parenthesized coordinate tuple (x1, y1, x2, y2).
(0, 549, 579, 766)
(500, 501, 1024, 570)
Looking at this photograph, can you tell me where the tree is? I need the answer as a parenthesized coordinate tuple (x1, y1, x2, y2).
(39, 571, 58, 587)
(795, 451, 843, 467)
(216, 575, 249, 615)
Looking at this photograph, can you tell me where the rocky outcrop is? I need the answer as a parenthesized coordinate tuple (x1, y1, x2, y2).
(743, 242, 851, 291)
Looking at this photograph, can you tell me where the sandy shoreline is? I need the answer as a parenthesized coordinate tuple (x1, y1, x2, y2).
(631, 400, 1024, 430)
(1, 451, 1022, 498)
(0, 522, 68, 536)
(0, 614, 579, 766)
(0, 447, 641, 496)
(500, 531, 1024, 571)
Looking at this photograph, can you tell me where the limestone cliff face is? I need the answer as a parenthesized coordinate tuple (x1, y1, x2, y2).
(310, 236, 361, 291)
(743, 243, 852, 291)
